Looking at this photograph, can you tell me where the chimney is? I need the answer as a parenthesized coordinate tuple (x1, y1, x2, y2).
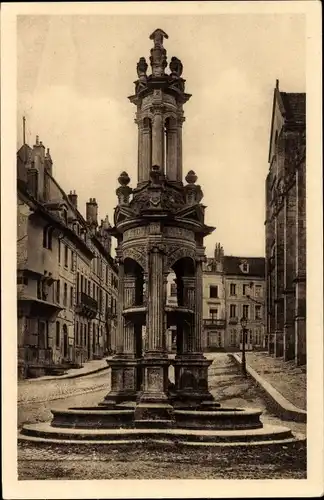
(68, 190, 78, 209)
(86, 197, 98, 227)
(32, 135, 45, 199)
(44, 148, 53, 176)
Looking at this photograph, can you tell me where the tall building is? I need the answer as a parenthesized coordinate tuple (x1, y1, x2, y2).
(265, 80, 306, 366)
(202, 244, 266, 352)
(17, 137, 118, 379)
(202, 244, 226, 350)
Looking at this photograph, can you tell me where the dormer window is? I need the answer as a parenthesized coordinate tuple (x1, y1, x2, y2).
(240, 261, 249, 274)
(63, 209, 68, 225)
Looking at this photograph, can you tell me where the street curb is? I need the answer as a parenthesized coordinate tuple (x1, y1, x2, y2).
(230, 353, 307, 423)
(20, 365, 110, 384)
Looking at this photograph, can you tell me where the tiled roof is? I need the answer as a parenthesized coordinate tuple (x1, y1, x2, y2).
(280, 92, 306, 124)
(223, 256, 265, 278)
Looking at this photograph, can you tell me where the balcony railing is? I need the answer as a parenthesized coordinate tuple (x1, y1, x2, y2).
(76, 292, 98, 318)
(228, 317, 239, 325)
(203, 318, 226, 328)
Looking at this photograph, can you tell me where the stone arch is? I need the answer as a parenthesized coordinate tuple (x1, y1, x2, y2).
(167, 246, 196, 270)
(123, 247, 147, 271)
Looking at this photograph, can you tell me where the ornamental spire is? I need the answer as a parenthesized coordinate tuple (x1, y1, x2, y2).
(149, 28, 169, 77)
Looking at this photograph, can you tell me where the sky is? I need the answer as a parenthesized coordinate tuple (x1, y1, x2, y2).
(17, 14, 305, 258)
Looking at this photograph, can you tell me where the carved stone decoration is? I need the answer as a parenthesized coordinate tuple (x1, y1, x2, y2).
(122, 246, 147, 271)
(167, 245, 197, 269)
(116, 171, 132, 206)
(149, 29, 169, 77)
(136, 57, 148, 94)
(169, 56, 183, 78)
(147, 241, 166, 254)
(130, 183, 185, 214)
(123, 227, 148, 242)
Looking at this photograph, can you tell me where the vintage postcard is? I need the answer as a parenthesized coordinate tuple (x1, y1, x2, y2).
(1, 1, 323, 498)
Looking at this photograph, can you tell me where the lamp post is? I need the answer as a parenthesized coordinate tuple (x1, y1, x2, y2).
(240, 316, 247, 377)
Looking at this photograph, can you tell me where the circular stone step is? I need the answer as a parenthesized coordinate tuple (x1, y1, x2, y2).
(20, 421, 299, 447)
(174, 407, 263, 430)
(51, 407, 134, 429)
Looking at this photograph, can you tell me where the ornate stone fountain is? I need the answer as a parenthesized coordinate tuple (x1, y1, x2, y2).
(19, 30, 304, 449)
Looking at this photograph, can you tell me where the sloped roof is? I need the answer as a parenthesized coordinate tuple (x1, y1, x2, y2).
(280, 92, 306, 124)
(223, 256, 265, 278)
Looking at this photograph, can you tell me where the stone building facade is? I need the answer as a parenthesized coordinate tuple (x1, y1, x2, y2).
(265, 80, 306, 366)
(17, 137, 118, 379)
(201, 244, 266, 352)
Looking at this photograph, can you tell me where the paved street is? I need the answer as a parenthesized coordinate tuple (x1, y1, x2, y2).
(18, 353, 306, 479)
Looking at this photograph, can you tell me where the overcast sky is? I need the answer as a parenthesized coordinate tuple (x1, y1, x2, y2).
(17, 14, 305, 257)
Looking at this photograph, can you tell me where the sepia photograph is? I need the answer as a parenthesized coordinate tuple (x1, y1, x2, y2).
(1, 1, 323, 498)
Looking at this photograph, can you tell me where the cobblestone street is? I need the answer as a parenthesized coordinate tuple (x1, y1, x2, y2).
(18, 353, 307, 480)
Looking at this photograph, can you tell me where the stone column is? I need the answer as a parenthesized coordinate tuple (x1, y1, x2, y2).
(102, 260, 137, 405)
(166, 122, 178, 182)
(123, 276, 136, 357)
(182, 276, 196, 353)
(152, 112, 164, 171)
(141, 119, 152, 183)
(137, 122, 144, 184)
(172, 254, 214, 408)
(135, 243, 173, 425)
(295, 164, 306, 366)
(115, 260, 125, 355)
(283, 188, 296, 361)
(194, 258, 204, 354)
(176, 120, 183, 182)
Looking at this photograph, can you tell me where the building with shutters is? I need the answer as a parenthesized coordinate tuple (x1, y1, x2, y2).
(17, 136, 118, 379)
(202, 244, 266, 352)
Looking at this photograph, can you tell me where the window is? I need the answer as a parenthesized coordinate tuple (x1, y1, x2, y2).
(230, 304, 236, 318)
(55, 321, 60, 347)
(255, 285, 262, 298)
(64, 245, 68, 267)
(43, 226, 53, 250)
(81, 275, 84, 295)
(58, 241, 61, 263)
(76, 272, 80, 296)
(209, 308, 218, 320)
(243, 304, 249, 319)
(230, 329, 237, 347)
(37, 279, 42, 299)
(63, 283, 67, 306)
(17, 276, 28, 285)
(76, 322, 79, 345)
(106, 266, 109, 284)
(63, 209, 68, 225)
(209, 285, 218, 298)
(88, 281, 91, 296)
(71, 251, 74, 271)
(56, 280, 60, 303)
(170, 283, 177, 297)
(242, 284, 249, 296)
(93, 282, 95, 298)
(80, 324, 83, 346)
(230, 284, 236, 296)
(255, 305, 262, 320)
(70, 286, 73, 308)
(242, 263, 249, 273)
